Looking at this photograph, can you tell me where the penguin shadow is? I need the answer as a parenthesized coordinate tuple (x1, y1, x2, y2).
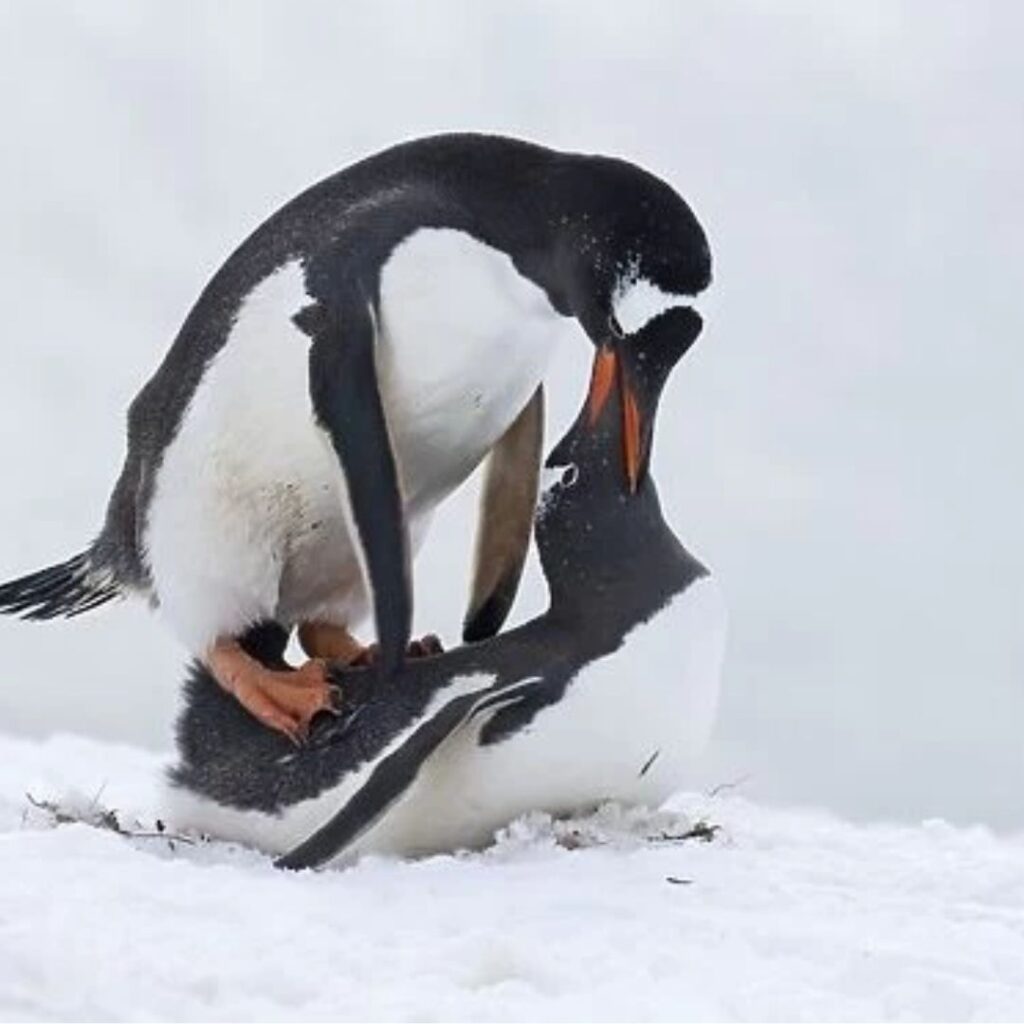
(171, 306, 720, 869)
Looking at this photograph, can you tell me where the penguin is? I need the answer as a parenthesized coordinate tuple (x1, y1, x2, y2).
(0, 133, 712, 742)
(168, 304, 726, 868)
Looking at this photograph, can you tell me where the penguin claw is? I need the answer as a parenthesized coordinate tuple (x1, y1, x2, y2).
(311, 684, 344, 720)
(411, 633, 444, 658)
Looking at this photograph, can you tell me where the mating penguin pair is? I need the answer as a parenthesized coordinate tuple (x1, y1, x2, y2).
(0, 133, 712, 742)
(169, 304, 726, 869)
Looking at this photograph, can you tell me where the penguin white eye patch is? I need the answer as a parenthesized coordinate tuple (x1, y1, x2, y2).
(540, 463, 578, 494)
(612, 276, 700, 336)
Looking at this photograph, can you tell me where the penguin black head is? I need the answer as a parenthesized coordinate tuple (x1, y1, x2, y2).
(547, 304, 704, 497)
(545, 153, 711, 493)
(537, 305, 702, 597)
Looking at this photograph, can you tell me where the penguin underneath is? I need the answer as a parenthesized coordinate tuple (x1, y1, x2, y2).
(0, 133, 712, 742)
(168, 304, 726, 868)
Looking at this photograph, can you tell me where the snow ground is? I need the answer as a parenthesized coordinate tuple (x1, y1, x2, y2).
(1, 732, 1022, 1022)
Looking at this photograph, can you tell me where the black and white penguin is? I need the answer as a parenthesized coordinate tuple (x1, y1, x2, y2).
(0, 133, 712, 742)
(168, 305, 726, 868)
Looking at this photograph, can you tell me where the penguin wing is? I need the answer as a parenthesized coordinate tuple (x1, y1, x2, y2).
(304, 293, 412, 677)
(275, 674, 542, 870)
(462, 386, 544, 643)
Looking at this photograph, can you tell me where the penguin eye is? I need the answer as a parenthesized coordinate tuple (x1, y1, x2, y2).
(607, 313, 624, 340)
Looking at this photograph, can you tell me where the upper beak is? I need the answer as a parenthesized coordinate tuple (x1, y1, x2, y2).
(587, 344, 645, 493)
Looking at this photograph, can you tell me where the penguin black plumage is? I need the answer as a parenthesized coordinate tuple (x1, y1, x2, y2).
(0, 133, 711, 741)
(169, 306, 726, 868)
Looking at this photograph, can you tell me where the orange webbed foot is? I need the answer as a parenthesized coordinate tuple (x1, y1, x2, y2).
(298, 621, 444, 669)
(207, 640, 342, 745)
(350, 633, 444, 668)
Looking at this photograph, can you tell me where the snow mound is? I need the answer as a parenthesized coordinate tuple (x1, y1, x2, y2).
(1, 732, 1022, 1022)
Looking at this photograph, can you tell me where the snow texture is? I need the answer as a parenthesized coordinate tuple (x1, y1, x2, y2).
(1, 732, 1022, 1022)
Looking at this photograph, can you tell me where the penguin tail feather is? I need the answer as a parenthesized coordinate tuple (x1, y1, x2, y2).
(0, 552, 123, 620)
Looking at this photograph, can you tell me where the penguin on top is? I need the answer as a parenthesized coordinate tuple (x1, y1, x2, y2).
(0, 133, 711, 742)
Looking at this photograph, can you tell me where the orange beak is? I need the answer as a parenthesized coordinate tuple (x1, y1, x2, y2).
(587, 346, 644, 493)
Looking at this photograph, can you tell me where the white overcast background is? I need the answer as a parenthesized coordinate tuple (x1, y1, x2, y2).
(0, 1, 1020, 830)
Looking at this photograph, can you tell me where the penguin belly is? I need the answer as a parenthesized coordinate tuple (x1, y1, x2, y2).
(348, 573, 728, 858)
(375, 227, 565, 508)
(145, 231, 562, 653)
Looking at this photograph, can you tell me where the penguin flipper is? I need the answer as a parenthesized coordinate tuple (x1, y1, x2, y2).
(275, 674, 539, 870)
(463, 386, 544, 643)
(305, 297, 412, 678)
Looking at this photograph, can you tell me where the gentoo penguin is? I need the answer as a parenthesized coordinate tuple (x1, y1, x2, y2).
(0, 133, 711, 741)
(168, 305, 726, 868)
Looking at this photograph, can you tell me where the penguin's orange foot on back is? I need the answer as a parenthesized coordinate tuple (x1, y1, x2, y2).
(351, 633, 444, 668)
(297, 621, 369, 665)
(298, 621, 444, 668)
(207, 640, 341, 744)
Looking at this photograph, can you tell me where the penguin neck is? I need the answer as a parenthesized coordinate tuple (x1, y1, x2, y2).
(374, 138, 585, 316)
(535, 427, 678, 623)
(444, 176, 571, 314)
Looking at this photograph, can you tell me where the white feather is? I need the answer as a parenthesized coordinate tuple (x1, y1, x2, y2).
(613, 274, 693, 335)
(352, 574, 728, 859)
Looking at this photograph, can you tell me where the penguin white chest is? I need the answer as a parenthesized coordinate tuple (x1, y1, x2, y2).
(145, 233, 563, 651)
(354, 574, 728, 857)
(377, 228, 564, 502)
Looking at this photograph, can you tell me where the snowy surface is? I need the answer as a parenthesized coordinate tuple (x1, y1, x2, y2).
(1, 733, 1022, 1022)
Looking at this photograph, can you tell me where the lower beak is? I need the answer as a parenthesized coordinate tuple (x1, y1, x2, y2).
(587, 346, 645, 493)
